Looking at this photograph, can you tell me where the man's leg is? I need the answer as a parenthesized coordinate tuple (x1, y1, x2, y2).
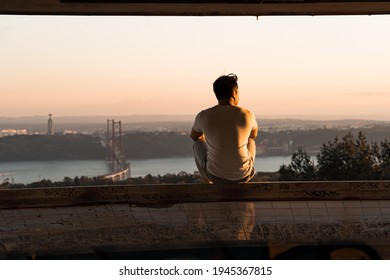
(193, 139, 212, 184)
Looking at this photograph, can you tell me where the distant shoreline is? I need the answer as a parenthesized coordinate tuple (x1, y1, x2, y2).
(1, 115, 390, 124)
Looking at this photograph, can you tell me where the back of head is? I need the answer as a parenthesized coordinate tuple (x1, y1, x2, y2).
(213, 73, 238, 100)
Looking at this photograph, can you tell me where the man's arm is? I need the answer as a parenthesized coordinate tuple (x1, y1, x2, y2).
(249, 126, 258, 140)
(249, 111, 258, 140)
(190, 128, 204, 141)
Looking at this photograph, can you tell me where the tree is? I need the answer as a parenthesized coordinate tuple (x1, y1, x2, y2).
(316, 132, 379, 180)
(279, 131, 389, 181)
(279, 147, 316, 181)
(379, 139, 390, 179)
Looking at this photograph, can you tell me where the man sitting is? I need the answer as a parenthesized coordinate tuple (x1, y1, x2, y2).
(190, 73, 258, 183)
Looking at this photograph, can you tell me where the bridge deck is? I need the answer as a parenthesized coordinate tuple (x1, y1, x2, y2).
(1, 181, 390, 259)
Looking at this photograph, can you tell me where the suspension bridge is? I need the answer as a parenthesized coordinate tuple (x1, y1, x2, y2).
(100, 119, 130, 182)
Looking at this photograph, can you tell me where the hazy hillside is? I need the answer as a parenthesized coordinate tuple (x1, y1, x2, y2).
(1, 126, 390, 162)
(1, 114, 390, 162)
(0, 134, 105, 161)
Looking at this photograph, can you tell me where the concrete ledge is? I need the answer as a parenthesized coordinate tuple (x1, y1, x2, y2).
(1, 181, 390, 209)
(1, 181, 390, 259)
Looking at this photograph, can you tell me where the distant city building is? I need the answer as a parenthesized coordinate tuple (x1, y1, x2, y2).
(63, 130, 78, 135)
(0, 129, 27, 137)
(48, 114, 54, 136)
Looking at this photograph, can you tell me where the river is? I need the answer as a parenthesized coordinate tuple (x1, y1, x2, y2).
(0, 156, 292, 184)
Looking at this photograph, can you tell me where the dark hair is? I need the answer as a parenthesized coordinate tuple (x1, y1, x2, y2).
(213, 73, 238, 100)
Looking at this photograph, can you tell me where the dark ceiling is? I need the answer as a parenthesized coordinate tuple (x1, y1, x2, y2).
(1, 0, 390, 16)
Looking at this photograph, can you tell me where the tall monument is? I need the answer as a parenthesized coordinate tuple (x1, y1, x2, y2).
(47, 114, 54, 136)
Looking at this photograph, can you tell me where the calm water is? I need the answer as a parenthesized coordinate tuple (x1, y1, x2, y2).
(0, 156, 292, 184)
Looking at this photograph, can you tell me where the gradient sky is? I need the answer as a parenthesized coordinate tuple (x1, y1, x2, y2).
(1, 15, 390, 120)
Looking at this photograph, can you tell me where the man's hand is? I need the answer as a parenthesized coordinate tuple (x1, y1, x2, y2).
(190, 129, 205, 141)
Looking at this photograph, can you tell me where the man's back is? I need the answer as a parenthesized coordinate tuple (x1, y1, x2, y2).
(191, 73, 258, 183)
(193, 104, 257, 180)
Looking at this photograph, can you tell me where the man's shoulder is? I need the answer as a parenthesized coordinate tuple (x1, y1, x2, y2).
(194, 107, 215, 121)
(201, 105, 255, 118)
(236, 106, 255, 116)
(238, 107, 258, 126)
(200, 105, 219, 115)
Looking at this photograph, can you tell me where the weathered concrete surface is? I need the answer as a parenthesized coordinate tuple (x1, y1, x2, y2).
(1, 182, 390, 259)
(2, 181, 390, 209)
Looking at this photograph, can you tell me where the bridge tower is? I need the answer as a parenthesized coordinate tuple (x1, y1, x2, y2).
(106, 119, 130, 179)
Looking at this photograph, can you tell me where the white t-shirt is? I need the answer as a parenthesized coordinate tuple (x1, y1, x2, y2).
(192, 104, 258, 180)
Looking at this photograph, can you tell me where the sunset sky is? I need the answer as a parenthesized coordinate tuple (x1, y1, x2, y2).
(1, 15, 390, 120)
